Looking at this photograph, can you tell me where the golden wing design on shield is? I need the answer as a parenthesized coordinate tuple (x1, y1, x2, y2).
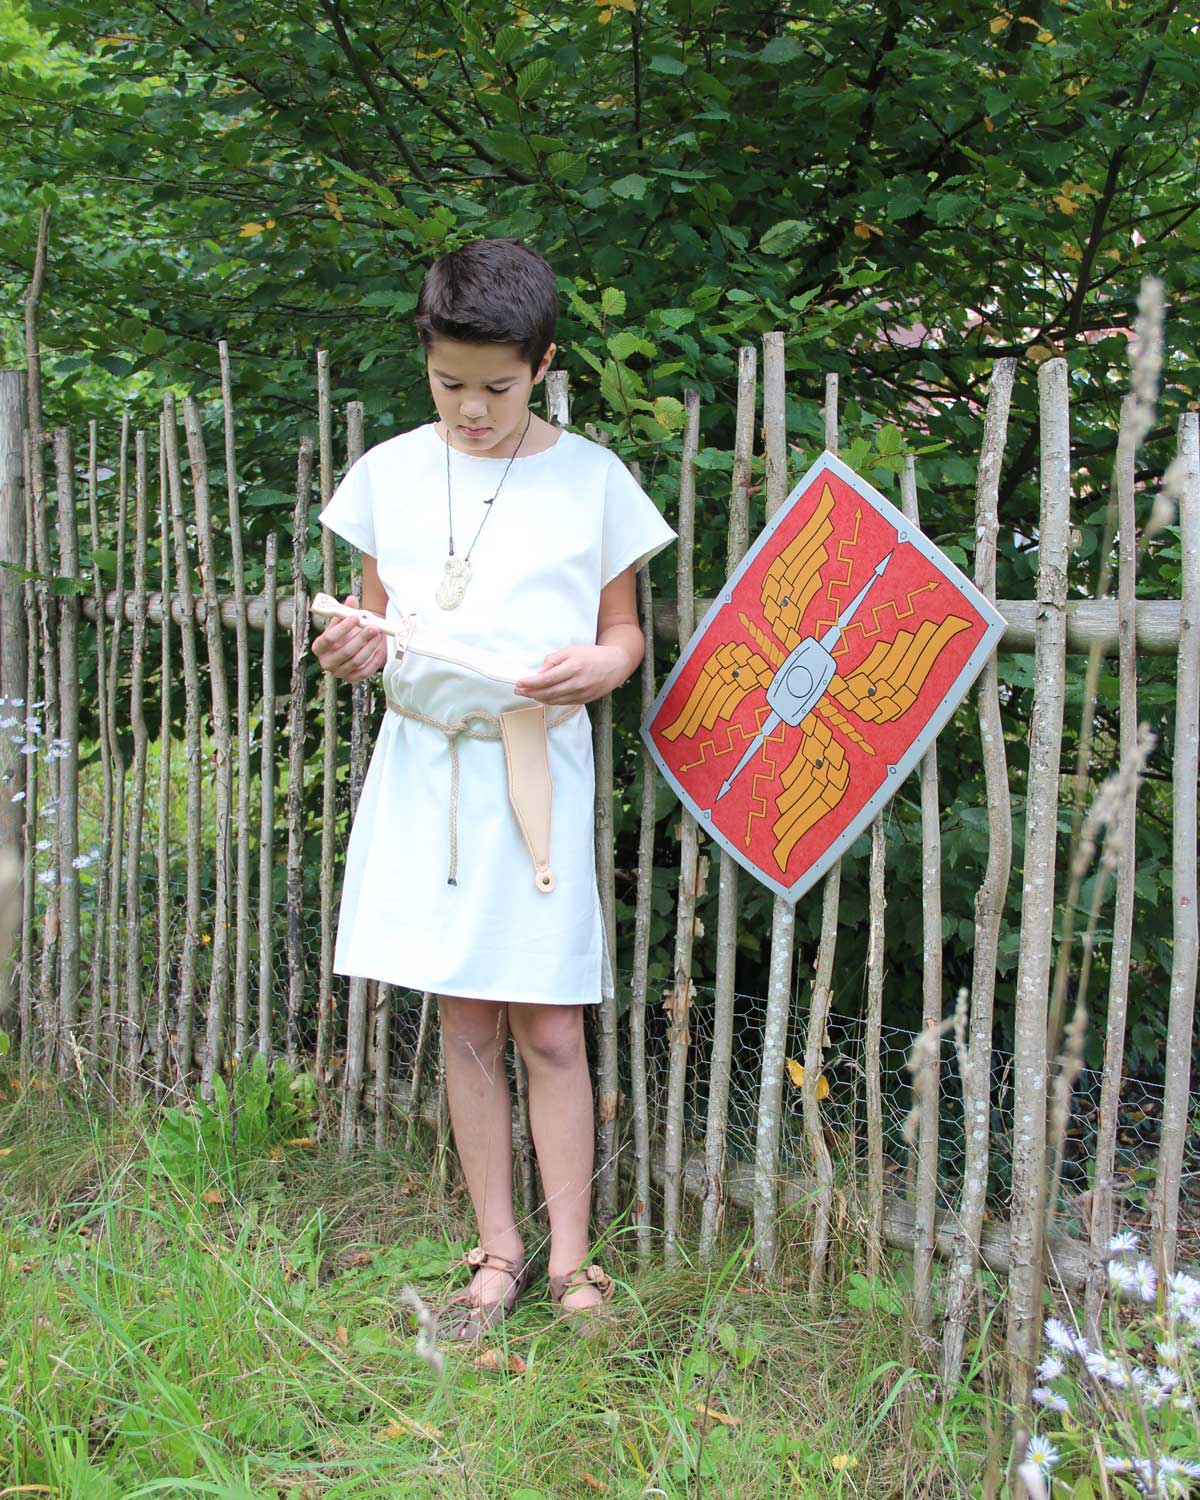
(824, 616, 972, 723)
(659, 641, 774, 744)
(760, 482, 837, 654)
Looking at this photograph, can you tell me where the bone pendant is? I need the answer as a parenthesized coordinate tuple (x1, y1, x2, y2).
(436, 555, 472, 610)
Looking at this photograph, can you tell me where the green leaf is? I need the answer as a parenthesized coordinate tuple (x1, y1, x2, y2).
(88, 547, 118, 576)
(361, 290, 418, 312)
(245, 488, 296, 510)
(301, 547, 324, 582)
(657, 308, 694, 330)
(601, 286, 626, 317)
(651, 396, 687, 430)
(492, 25, 525, 65)
(516, 58, 553, 100)
(611, 173, 649, 201)
(648, 53, 687, 75)
(546, 150, 585, 185)
(567, 290, 602, 331)
(51, 574, 90, 596)
(481, 128, 536, 168)
(572, 344, 604, 376)
(607, 331, 655, 361)
(760, 33, 803, 63)
(758, 218, 811, 256)
(600, 357, 644, 412)
(0, 1028, 9, 1058)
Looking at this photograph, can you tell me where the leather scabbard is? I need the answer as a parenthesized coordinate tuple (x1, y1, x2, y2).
(499, 704, 556, 893)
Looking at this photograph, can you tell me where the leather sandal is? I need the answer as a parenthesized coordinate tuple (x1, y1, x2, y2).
(547, 1263, 617, 1338)
(436, 1245, 532, 1343)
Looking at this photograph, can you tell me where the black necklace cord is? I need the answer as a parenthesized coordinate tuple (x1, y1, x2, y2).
(444, 412, 534, 562)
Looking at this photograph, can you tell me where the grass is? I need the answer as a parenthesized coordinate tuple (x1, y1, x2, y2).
(0, 1068, 1001, 1500)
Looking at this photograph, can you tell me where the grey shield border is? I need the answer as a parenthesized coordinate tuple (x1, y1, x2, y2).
(640, 449, 1008, 905)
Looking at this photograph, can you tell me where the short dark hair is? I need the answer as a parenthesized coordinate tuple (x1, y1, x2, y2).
(415, 239, 558, 373)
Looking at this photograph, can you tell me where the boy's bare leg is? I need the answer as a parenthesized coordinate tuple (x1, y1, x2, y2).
(506, 1002, 605, 1311)
(437, 995, 525, 1304)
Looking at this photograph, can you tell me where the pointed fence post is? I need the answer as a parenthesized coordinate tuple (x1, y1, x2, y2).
(699, 343, 756, 1264)
(1150, 411, 1199, 1274)
(663, 388, 702, 1266)
(1006, 357, 1071, 1412)
(751, 331, 798, 1281)
(940, 357, 1017, 1381)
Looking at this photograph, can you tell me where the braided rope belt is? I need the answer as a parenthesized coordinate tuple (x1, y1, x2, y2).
(386, 699, 578, 887)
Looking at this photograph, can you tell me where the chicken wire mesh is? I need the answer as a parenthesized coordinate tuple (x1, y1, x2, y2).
(9, 718, 1199, 1251)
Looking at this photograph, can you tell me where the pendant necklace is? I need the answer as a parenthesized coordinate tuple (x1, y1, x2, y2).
(435, 412, 532, 610)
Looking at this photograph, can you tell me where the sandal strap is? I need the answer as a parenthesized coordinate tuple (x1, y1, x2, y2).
(548, 1263, 615, 1304)
(450, 1245, 525, 1278)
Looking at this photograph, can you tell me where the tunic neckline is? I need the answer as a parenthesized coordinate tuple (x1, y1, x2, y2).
(424, 421, 567, 463)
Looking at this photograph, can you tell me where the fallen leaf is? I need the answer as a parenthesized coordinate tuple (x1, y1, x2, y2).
(336, 1325, 349, 1347)
(579, 1472, 606, 1493)
(694, 1402, 741, 1427)
(285, 1137, 316, 1148)
(473, 1348, 526, 1374)
(831, 1455, 859, 1471)
(201, 1189, 224, 1205)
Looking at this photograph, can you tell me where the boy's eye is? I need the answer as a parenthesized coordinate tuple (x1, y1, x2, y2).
(440, 381, 513, 394)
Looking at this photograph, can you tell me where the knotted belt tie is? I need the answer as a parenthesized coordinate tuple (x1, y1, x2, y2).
(386, 699, 578, 891)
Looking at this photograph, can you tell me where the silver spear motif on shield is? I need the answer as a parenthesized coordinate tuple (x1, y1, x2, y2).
(714, 550, 893, 803)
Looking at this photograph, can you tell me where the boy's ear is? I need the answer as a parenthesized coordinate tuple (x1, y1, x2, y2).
(533, 341, 557, 384)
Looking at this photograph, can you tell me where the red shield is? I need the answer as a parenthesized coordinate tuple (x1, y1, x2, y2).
(642, 452, 1005, 902)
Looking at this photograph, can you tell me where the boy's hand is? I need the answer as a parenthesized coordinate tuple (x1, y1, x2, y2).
(312, 594, 388, 683)
(515, 644, 627, 706)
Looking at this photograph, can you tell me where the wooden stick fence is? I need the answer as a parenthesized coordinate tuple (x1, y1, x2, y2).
(0, 324, 1197, 1409)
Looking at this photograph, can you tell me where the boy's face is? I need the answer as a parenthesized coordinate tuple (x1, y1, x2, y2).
(425, 337, 555, 459)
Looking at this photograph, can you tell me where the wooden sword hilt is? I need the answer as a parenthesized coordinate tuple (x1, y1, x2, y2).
(309, 591, 405, 638)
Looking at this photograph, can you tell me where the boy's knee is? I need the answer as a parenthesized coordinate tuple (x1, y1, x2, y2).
(512, 1007, 585, 1070)
(437, 995, 509, 1057)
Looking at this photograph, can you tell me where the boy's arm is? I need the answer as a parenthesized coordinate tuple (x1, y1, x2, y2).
(515, 564, 644, 706)
(312, 553, 389, 683)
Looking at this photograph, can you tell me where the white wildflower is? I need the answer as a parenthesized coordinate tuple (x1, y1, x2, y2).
(1045, 1317, 1086, 1354)
(1156, 1339, 1181, 1365)
(10, 790, 25, 802)
(71, 853, 92, 870)
(1133, 1260, 1158, 1302)
(1104, 1456, 1133, 1474)
(35, 838, 50, 851)
(1024, 1434, 1060, 1475)
(12, 698, 23, 706)
(1032, 1387, 1070, 1413)
(1168, 1271, 1200, 1307)
(0, 716, 17, 729)
(1037, 1354, 1066, 1382)
(1110, 1259, 1140, 1295)
(19, 744, 36, 755)
(36, 869, 55, 885)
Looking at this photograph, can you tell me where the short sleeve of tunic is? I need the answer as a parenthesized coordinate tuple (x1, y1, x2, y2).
(319, 455, 376, 558)
(600, 455, 676, 589)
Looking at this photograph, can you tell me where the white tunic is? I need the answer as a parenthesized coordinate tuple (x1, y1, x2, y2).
(319, 421, 676, 1006)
